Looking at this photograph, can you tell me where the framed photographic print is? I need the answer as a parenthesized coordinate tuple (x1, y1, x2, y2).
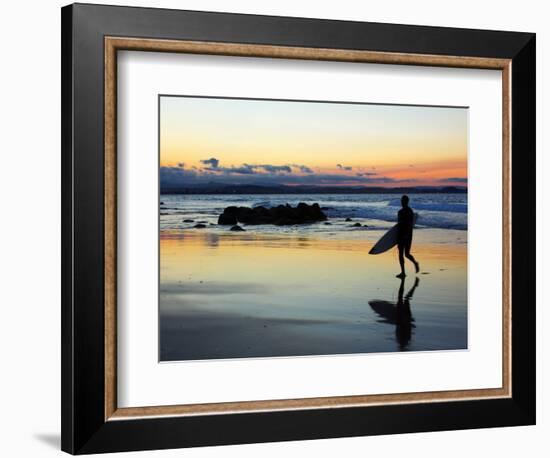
(61, 3, 536, 454)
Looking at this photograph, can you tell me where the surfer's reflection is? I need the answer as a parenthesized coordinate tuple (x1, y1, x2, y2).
(369, 277, 419, 350)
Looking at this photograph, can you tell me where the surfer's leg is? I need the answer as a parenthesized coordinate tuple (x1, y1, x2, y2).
(404, 242, 420, 273)
(397, 244, 406, 278)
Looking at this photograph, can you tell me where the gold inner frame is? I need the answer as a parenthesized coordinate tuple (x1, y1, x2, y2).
(104, 37, 512, 421)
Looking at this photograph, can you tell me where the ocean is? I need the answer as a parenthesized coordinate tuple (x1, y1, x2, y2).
(160, 193, 468, 235)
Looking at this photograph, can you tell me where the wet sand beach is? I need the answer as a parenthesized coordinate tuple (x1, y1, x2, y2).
(160, 229, 467, 361)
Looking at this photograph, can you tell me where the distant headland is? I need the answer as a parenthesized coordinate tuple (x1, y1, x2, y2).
(160, 183, 467, 195)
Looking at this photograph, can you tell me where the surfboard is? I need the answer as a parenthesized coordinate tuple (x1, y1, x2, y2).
(369, 213, 418, 255)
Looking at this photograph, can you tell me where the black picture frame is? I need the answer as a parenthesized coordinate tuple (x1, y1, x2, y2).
(61, 3, 535, 454)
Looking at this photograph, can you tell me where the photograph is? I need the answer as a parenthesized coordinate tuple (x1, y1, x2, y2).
(159, 95, 469, 361)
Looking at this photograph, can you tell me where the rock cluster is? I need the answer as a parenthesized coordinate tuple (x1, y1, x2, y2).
(218, 203, 327, 226)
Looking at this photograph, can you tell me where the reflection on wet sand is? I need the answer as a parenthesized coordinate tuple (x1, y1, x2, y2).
(369, 277, 419, 350)
(160, 230, 467, 361)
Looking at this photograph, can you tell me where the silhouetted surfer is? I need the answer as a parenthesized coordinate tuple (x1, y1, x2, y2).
(396, 195, 419, 278)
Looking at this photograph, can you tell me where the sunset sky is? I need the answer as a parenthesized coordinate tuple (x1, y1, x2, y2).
(160, 95, 468, 189)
